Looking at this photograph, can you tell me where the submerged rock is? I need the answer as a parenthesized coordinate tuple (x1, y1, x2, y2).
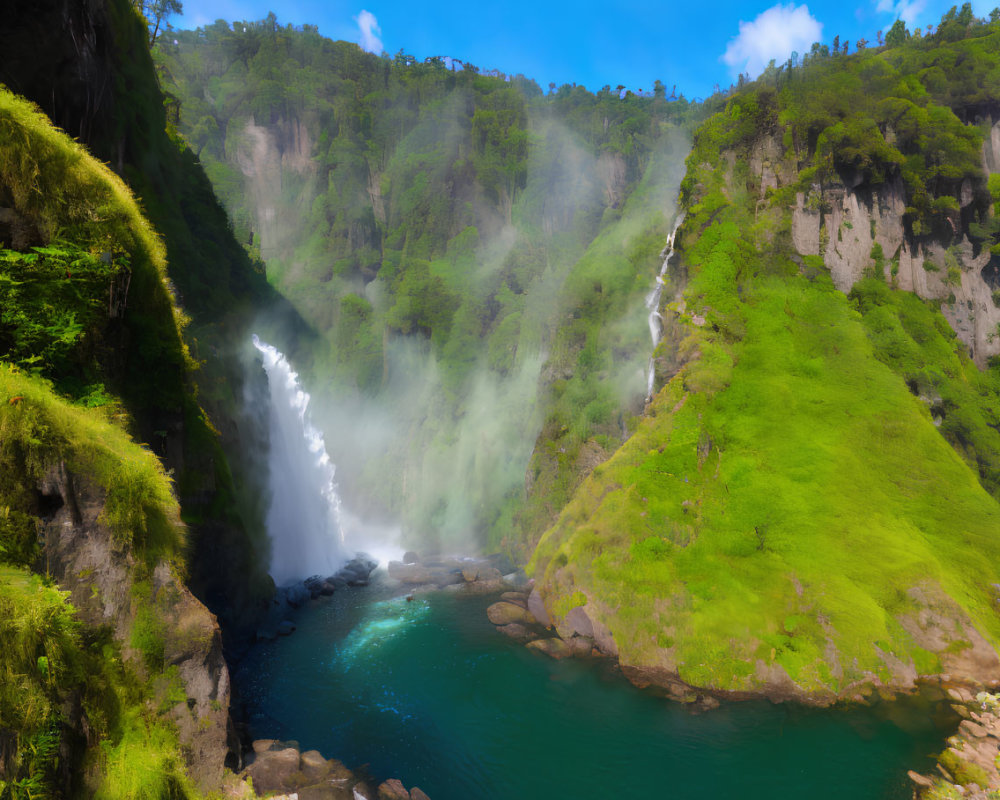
(496, 623, 537, 642)
(526, 638, 573, 659)
(277, 620, 296, 636)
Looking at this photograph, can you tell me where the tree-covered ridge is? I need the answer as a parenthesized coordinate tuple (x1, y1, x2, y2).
(530, 4, 1000, 699)
(158, 19, 699, 551)
(703, 4, 1000, 240)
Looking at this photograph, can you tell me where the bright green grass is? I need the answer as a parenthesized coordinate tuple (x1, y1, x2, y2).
(531, 265, 1000, 695)
(0, 364, 183, 564)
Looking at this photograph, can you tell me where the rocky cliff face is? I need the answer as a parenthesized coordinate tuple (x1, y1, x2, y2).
(39, 463, 237, 790)
(235, 117, 317, 261)
(778, 120, 1000, 366)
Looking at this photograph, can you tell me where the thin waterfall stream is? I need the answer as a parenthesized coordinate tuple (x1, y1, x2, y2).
(645, 213, 684, 401)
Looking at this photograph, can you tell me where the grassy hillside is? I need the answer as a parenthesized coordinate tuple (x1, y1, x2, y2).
(531, 8, 1000, 698)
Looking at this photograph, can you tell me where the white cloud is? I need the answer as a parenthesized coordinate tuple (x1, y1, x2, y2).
(875, 0, 926, 27)
(722, 4, 823, 77)
(354, 9, 383, 54)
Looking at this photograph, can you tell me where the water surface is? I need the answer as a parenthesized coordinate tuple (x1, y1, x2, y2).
(236, 576, 950, 799)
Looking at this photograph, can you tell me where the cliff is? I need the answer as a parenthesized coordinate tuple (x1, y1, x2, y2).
(529, 19, 1000, 703)
(0, 8, 253, 793)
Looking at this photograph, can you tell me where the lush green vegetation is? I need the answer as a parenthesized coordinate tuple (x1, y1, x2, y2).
(0, 15, 246, 794)
(532, 6, 1000, 696)
(0, 563, 196, 800)
(158, 19, 703, 551)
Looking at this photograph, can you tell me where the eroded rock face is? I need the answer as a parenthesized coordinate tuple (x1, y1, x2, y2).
(38, 463, 237, 791)
(788, 133, 1000, 366)
(235, 117, 317, 261)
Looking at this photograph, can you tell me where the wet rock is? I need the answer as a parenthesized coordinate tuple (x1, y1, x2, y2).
(284, 583, 311, 608)
(496, 623, 536, 642)
(377, 779, 409, 800)
(277, 620, 296, 636)
(566, 636, 594, 656)
(299, 750, 331, 781)
(487, 601, 535, 626)
(402, 551, 420, 564)
(527, 587, 550, 627)
(527, 638, 572, 659)
(499, 592, 528, 607)
(461, 565, 502, 583)
(387, 562, 435, 584)
(319, 580, 337, 596)
(461, 578, 506, 595)
(244, 747, 301, 794)
(304, 575, 325, 597)
(410, 788, 431, 800)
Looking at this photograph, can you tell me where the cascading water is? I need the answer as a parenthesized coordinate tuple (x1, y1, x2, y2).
(644, 213, 684, 401)
(253, 334, 346, 585)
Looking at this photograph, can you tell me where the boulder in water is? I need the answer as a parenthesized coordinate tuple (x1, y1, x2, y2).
(277, 620, 296, 636)
(410, 789, 432, 800)
(527, 638, 572, 659)
(283, 583, 311, 608)
(244, 747, 300, 794)
(304, 575, 325, 598)
(377, 779, 409, 800)
(487, 601, 535, 626)
(387, 561, 434, 584)
(461, 565, 502, 583)
(496, 623, 537, 642)
(402, 551, 420, 564)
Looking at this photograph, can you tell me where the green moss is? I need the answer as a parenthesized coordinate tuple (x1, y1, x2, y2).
(939, 748, 990, 789)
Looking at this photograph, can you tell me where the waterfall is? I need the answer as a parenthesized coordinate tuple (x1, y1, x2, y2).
(645, 214, 684, 401)
(253, 334, 346, 585)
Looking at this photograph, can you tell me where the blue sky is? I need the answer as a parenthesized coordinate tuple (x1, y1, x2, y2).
(173, 0, 997, 99)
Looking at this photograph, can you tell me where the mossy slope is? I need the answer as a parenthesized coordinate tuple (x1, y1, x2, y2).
(531, 265, 1000, 698)
(531, 17, 1000, 697)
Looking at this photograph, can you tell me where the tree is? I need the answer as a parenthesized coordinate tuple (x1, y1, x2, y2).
(833, 34, 840, 52)
(856, 37, 868, 50)
(134, 0, 183, 46)
(876, 29, 884, 45)
(885, 19, 910, 46)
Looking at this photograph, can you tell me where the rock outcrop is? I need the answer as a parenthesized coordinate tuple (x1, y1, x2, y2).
(38, 462, 237, 790)
(788, 119, 1000, 366)
(241, 740, 431, 800)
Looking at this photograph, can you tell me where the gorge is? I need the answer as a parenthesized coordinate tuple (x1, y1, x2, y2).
(5, 2, 1000, 799)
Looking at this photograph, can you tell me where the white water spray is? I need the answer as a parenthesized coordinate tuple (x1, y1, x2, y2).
(645, 214, 684, 401)
(253, 334, 346, 585)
